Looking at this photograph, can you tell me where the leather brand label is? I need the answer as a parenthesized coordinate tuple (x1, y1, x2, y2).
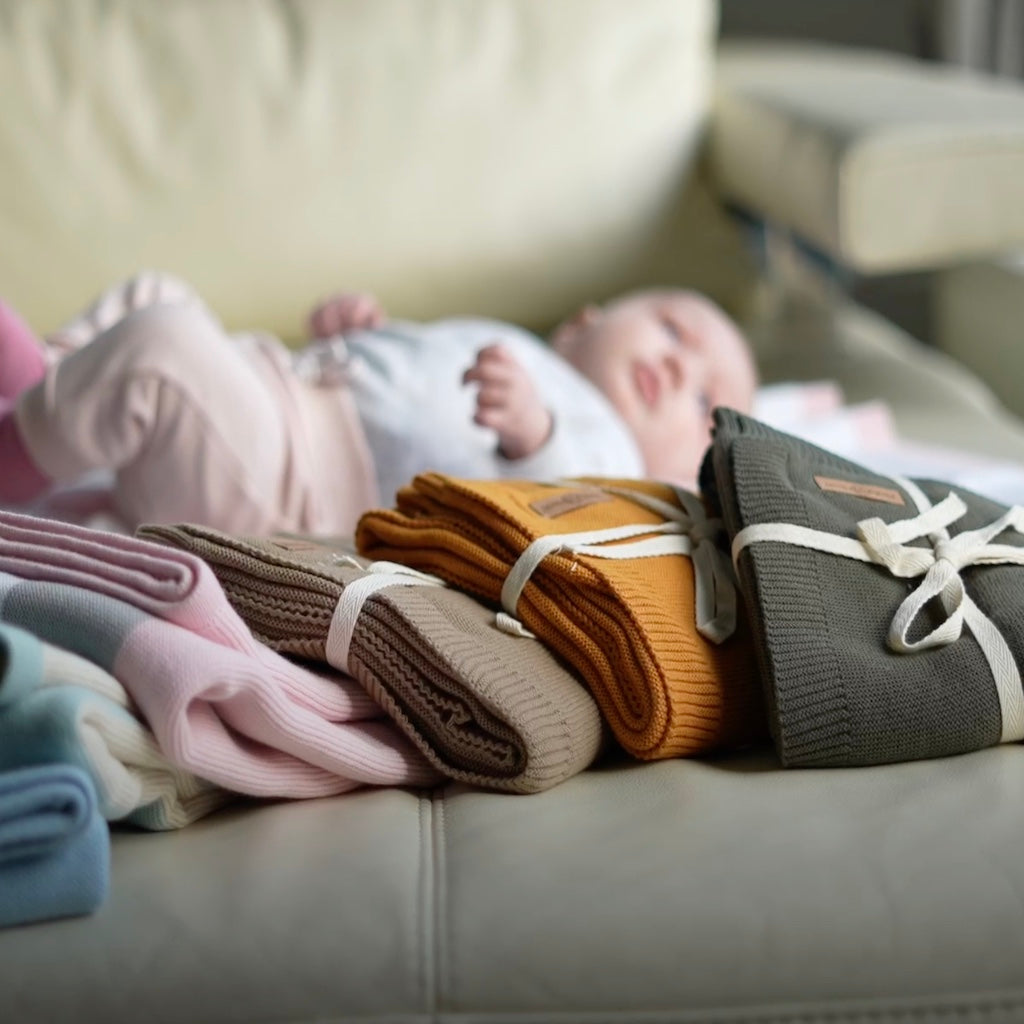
(814, 475, 905, 506)
(530, 488, 613, 518)
(270, 536, 322, 551)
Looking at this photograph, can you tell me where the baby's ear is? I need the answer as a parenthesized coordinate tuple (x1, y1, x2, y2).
(572, 304, 601, 330)
(551, 303, 600, 351)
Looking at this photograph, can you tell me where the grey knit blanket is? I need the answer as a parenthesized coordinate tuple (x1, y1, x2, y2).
(700, 408, 1024, 767)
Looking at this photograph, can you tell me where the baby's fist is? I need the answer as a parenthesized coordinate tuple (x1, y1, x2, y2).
(308, 292, 385, 338)
(462, 344, 552, 460)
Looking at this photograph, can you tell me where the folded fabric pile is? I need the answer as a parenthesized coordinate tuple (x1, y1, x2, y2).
(137, 524, 604, 793)
(356, 474, 764, 760)
(701, 408, 1024, 767)
(0, 510, 440, 799)
(0, 763, 108, 928)
(0, 620, 231, 829)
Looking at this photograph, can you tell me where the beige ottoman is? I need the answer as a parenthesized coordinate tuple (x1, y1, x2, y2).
(935, 252, 1024, 418)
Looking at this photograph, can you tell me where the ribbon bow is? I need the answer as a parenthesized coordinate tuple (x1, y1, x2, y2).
(856, 492, 1024, 654)
(732, 479, 1024, 742)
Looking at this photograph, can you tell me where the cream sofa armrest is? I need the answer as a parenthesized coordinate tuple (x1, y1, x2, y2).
(709, 41, 1024, 274)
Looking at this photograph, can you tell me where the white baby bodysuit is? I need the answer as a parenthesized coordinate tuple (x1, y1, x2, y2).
(332, 318, 645, 503)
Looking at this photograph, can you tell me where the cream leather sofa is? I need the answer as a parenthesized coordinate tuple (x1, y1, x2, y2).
(4, 3, 1024, 1022)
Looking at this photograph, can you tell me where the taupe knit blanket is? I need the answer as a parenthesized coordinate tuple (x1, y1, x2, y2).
(138, 524, 604, 793)
(700, 408, 1024, 768)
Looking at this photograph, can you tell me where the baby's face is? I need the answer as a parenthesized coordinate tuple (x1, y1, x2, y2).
(552, 290, 756, 487)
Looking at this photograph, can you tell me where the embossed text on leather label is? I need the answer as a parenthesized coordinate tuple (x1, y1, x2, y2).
(530, 488, 613, 518)
(814, 475, 905, 505)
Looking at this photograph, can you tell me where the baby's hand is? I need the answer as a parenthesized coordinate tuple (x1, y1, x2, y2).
(307, 292, 385, 338)
(462, 344, 552, 460)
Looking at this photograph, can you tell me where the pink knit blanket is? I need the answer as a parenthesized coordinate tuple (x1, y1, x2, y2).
(0, 511, 439, 797)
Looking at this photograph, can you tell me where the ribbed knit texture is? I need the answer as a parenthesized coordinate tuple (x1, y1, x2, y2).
(0, 620, 231, 829)
(0, 570, 440, 797)
(700, 408, 1024, 767)
(356, 475, 765, 760)
(0, 511, 438, 796)
(0, 509, 381, 722)
(138, 525, 605, 794)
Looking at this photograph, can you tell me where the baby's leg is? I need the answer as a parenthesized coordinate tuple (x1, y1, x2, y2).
(11, 303, 292, 533)
(1, 271, 202, 402)
(0, 301, 46, 400)
(45, 270, 202, 358)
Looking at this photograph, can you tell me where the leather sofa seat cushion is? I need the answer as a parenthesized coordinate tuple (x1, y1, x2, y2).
(3, 750, 1024, 1021)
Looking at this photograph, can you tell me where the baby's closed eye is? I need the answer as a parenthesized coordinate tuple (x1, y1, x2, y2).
(660, 317, 683, 344)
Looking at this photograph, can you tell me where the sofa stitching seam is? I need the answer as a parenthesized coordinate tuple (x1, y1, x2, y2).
(434, 787, 449, 1017)
(417, 793, 435, 1016)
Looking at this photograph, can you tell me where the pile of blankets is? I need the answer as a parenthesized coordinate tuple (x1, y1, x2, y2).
(353, 475, 764, 759)
(0, 511, 437, 927)
(135, 524, 606, 792)
(4, 408, 1024, 929)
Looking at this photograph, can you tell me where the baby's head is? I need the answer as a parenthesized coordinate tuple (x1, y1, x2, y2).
(551, 288, 757, 487)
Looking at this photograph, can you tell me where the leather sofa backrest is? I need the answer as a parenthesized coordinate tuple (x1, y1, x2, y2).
(0, 0, 755, 339)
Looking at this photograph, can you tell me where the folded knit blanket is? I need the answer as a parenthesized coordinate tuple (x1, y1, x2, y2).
(0, 509, 381, 725)
(0, 569, 439, 798)
(0, 510, 438, 795)
(0, 621, 231, 829)
(0, 505, 382, 720)
(700, 408, 1024, 767)
(355, 475, 764, 760)
(138, 524, 604, 793)
(0, 763, 108, 929)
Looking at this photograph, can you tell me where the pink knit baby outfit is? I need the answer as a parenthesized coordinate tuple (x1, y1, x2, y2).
(4, 273, 379, 535)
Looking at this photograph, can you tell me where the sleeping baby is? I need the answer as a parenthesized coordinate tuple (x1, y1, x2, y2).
(0, 271, 757, 535)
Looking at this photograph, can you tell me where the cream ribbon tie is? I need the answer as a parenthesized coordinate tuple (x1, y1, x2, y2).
(325, 557, 446, 672)
(731, 482, 1024, 742)
(857, 495, 1024, 654)
(496, 483, 738, 644)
